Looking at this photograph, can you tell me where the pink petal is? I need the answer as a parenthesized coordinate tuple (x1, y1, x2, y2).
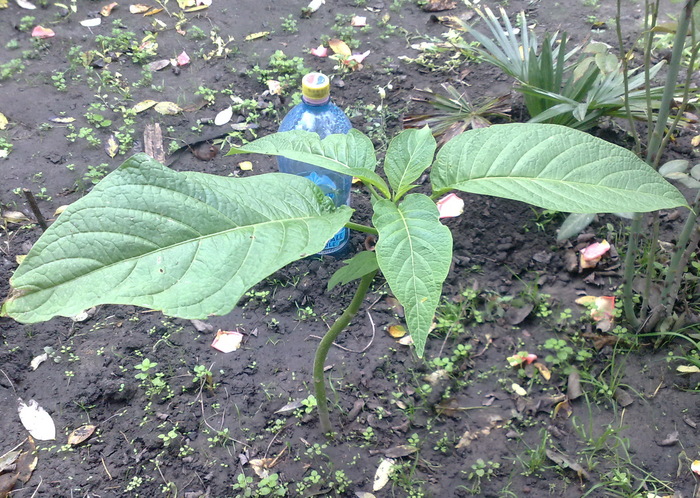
(579, 240, 610, 269)
(525, 354, 538, 365)
(348, 50, 370, 64)
(31, 26, 55, 39)
(310, 45, 328, 57)
(436, 193, 464, 219)
(581, 240, 610, 261)
(176, 51, 190, 66)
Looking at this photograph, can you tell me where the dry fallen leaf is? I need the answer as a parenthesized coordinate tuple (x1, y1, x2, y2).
(154, 102, 182, 115)
(29, 353, 48, 370)
(387, 324, 406, 338)
(533, 362, 551, 381)
(143, 123, 165, 163)
(100, 2, 118, 16)
(148, 59, 171, 71)
(248, 456, 279, 479)
(511, 383, 527, 397)
(329, 38, 352, 56)
(129, 4, 151, 13)
(373, 458, 395, 491)
(382, 445, 417, 458)
(0, 438, 37, 498)
(67, 425, 96, 446)
(275, 400, 304, 414)
(2, 211, 31, 224)
(50, 117, 75, 124)
(211, 329, 244, 353)
(546, 449, 591, 480)
(105, 134, 119, 158)
(133, 100, 158, 113)
(0, 112, 7, 130)
(17, 399, 56, 440)
(245, 31, 270, 41)
(238, 161, 253, 171)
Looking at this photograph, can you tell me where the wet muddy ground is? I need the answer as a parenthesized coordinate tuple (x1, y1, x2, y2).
(1, 0, 699, 496)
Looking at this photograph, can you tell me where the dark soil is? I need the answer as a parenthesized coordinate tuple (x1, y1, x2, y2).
(1, 0, 699, 497)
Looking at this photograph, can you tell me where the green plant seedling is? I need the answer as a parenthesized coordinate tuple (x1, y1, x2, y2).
(1, 123, 687, 434)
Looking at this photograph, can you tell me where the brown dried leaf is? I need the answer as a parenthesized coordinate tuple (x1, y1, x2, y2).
(67, 425, 96, 446)
(567, 370, 583, 400)
(546, 449, 591, 480)
(614, 388, 633, 407)
(383, 445, 418, 458)
(148, 59, 171, 71)
(435, 397, 460, 417)
(100, 2, 118, 16)
(143, 123, 165, 163)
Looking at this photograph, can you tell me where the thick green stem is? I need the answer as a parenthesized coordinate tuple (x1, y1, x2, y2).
(661, 191, 700, 304)
(345, 222, 378, 236)
(313, 270, 378, 435)
(646, 0, 697, 164)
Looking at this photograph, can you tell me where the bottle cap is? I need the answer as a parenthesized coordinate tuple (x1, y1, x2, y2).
(302, 72, 330, 103)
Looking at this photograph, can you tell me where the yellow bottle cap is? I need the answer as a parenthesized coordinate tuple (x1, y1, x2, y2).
(302, 72, 330, 101)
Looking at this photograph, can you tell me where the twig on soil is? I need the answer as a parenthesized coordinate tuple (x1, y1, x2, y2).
(29, 476, 42, 498)
(22, 189, 47, 231)
(308, 311, 376, 353)
(0, 369, 16, 393)
(101, 457, 113, 480)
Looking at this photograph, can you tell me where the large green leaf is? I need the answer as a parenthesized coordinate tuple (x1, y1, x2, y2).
(228, 129, 391, 198)
(372, 194, 452, 357)
(2, 154, 352, 323)
(384, 126, 436, 200)
(431, 123, 687, 213)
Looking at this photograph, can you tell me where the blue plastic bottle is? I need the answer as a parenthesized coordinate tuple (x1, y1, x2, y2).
(278, 72, 352, 255)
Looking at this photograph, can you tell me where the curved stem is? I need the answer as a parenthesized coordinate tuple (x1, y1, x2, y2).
(313, 270, 378, 435)
(345, 222, 378, 236)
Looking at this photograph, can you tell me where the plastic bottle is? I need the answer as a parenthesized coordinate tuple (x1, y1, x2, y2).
(278, 72, 352, 255)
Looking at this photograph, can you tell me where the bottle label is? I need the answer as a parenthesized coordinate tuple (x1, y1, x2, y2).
(319, 227, 349, 255)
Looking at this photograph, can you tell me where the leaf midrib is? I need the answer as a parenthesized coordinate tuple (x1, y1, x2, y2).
(14, 211, 333, 292)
